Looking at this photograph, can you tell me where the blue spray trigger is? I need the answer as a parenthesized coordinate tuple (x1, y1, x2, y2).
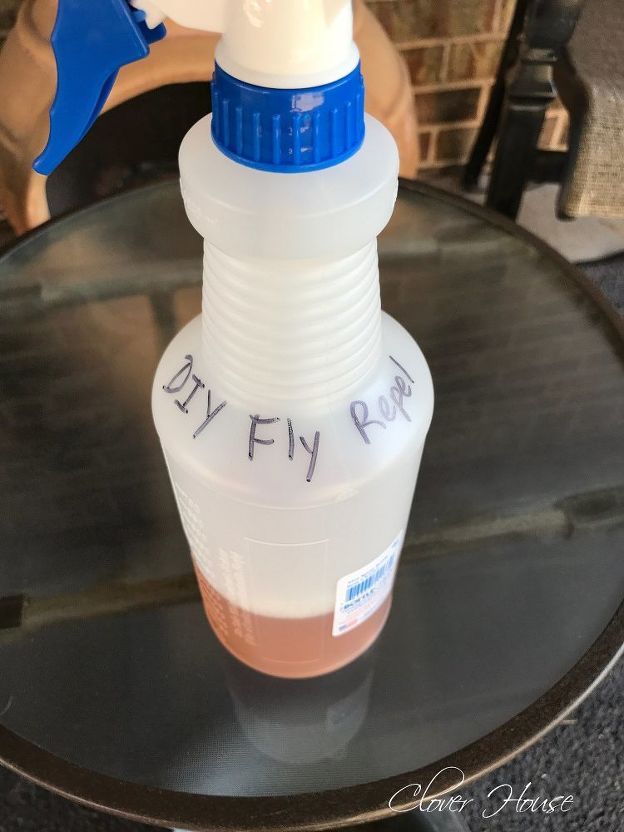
(33, 0, 166, 175)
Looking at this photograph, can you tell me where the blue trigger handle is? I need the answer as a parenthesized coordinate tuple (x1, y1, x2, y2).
(33, 0, 166, 175)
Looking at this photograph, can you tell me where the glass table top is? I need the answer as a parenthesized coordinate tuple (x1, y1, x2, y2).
(0, 180, 622, 827)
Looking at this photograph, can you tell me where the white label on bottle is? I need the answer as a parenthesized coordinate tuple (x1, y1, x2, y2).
(332, 531, 404, 637)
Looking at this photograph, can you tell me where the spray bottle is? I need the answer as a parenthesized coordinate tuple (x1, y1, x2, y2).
(35, 0, 434, 678)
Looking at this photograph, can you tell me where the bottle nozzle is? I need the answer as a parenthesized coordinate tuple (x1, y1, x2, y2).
(33, 0, 165, 175)
(33, 0, 359, 176)
(130, 0, 227, 33)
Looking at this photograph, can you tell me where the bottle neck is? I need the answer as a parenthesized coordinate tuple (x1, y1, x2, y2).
(201, 242, 383, 410)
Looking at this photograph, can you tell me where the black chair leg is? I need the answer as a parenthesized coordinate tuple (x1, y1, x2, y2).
(462, 0, 530, 191)
(486, 99, 549, 217)
(484, 0, 585, 219)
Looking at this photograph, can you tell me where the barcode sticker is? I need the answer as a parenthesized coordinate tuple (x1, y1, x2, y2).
(332, 531, 403, 637)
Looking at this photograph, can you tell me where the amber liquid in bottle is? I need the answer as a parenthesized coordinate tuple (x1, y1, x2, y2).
(194, 564, 392, 678)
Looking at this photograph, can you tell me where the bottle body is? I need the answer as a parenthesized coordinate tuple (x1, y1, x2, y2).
(153, 312, 432, 678)
(35, 0, 434, 679)
(152, 113, 433, 677)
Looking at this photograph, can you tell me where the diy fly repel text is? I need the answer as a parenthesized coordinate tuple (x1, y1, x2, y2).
(162, 353, 416, 483)
(161, 354, 320, 482)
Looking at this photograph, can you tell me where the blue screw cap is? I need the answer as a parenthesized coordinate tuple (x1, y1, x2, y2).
(33, 0, 165, 176)
(211, 63, 366, 173)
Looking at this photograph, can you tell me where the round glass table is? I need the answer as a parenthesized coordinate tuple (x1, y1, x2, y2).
(0, 180, 622, 831)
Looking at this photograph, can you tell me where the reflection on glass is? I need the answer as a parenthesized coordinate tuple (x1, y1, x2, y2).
(223, 647, 376, 765)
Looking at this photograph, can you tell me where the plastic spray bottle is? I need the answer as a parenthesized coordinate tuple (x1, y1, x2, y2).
(35, 0, 434, 678)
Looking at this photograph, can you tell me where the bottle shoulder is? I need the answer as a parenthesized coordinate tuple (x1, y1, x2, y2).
(178, 114, 399, 259)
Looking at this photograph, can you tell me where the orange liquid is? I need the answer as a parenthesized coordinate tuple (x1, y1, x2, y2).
(193, 563, 391, 678)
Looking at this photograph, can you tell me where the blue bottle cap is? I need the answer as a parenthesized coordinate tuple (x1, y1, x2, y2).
(211, 63, 365, 173)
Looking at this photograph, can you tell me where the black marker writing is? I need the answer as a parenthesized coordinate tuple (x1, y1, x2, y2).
(299, 431, 321, 483)
(287, 418, 295, 460)
(163, 359, 321, 483)
(249, 415, 280, 461)
(350, 400, 386, 445)
(390, 375, 412, 421)
(390, 355, 415, 384)
(378, 395, 396, 422)
(176, 374, 204, 413)
(163, 355, 193, 394)
(193, 390, 227, 439)
(350, 356, 415, 445)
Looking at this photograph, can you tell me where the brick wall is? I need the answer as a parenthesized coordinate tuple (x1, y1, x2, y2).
(0, 0, 568, 175)
(366, 0, 569, 172)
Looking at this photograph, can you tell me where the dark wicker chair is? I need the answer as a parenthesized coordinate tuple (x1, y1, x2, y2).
(463, 0, 624, 221)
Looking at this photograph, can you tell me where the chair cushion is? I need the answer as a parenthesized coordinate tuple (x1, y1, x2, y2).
(558, 0, 624, 218)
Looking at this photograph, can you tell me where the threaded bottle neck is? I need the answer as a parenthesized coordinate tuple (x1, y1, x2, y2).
(201, 242, 383, 410)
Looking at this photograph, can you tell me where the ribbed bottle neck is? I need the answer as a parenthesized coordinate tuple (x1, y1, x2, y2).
(201, 242, 383, 410)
